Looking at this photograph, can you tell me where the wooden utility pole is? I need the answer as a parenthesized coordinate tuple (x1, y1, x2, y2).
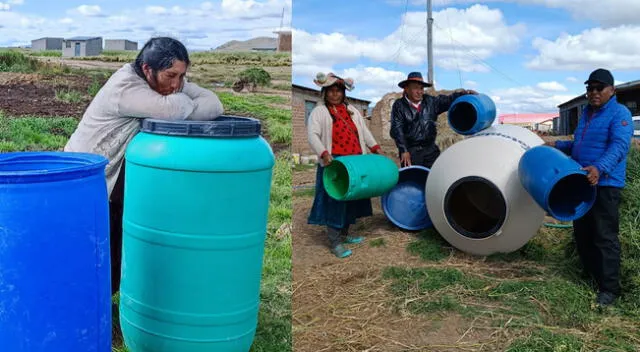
(427, 0, 434, 86)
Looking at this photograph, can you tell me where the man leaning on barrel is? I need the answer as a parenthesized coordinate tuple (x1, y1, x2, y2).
(546, 68, 633, 307)
(389, 72, 477, 169)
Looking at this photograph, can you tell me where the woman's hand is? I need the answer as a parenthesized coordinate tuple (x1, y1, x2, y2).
(322, 153, 333, 166)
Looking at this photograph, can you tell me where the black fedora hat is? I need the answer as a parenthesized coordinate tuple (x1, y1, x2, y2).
(398, 72, 432, 88)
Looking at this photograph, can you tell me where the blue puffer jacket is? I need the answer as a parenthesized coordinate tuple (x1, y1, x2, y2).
(555, 96, 633, 188)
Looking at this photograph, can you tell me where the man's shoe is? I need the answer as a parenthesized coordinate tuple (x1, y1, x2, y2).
(344, 236, 364, 244)
(331, 244, 352, 258)
(596, 291, 617, 306)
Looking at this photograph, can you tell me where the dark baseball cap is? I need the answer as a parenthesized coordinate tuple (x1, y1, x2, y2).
(585, 68, 614, 86)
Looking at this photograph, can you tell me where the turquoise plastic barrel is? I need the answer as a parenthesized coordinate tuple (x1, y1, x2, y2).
(323, 154, 399, 201)
(119, 116, 275, 352)
(0, 151, 111, 352)
(519, 145, 596, 221)
(448, 93, 496, 135)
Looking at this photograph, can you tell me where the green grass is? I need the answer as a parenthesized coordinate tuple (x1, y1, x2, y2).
(27, 50, 62, 57)
(406, 229, 451, 262)
(0, 113, 78, 151)
(218, 92, 291, 145)
(506, 328, 584, 352)
(369, 238, 386, 247)
(66, 50, 291, 67)
(252, 152, 292, 351)
(0, 49, 43, 72)
(55, 88, 85, 103)
(380, 149, 640, 351)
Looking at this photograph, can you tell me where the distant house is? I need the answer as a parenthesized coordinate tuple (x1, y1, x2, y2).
(31, 37, 63, 51)
(63, 36, 103, 57)
(104, 39, 138, 51)
(292, 84, 371, 157)
(499, 113, 558, 132)
(555, 80, 640, 135)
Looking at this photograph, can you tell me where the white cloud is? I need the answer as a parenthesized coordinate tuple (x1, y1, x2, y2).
(566, 76, 578, 83)
(201, 2, 215, 11)
(527, 25, 640, 71)
(536, 81, 567, 92)
(464, 80, 478, 87)
(220, 0, 290, 20)
(171, 6, 188, 16)
(0, 2, 10, 11)
(73, 5, 103, 17)
(491, 85, 576, 113)
(530, 0, 640, 27)
(391, 0, 640, 26)
(0, 2, 291, 50)
(7, 0, 22, 4)
(294, 5, 524, 82)
(145, 6, 167, 15)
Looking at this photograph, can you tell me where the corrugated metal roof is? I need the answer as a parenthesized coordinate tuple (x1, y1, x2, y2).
(499, 113, 558, 124)
(558, 79, 640, 108)
(65, 36, 101, 41)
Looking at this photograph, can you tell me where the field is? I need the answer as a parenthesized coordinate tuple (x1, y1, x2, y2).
(292, 146, 640, 351)
(0, 49, 292, 352)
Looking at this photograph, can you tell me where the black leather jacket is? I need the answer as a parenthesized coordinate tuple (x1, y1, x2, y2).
(390, 92, 465, 153)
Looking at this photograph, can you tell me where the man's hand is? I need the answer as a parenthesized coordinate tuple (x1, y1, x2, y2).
(322, 153, 333, 166)
(400, 152, 411, 167)
(583, 165, 599, 185)
(372, 148, 383, 154)
(462, 89, 478, 95)
(544, 141, 555, 147)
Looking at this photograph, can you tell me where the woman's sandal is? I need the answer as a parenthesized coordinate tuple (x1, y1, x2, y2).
(344, 236, 364, 244)
(331, 244, 352, 258)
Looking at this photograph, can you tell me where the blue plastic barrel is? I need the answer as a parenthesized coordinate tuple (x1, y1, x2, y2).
(519, 145, 596, 221)
(448, 93, 496, 135)
(120, 116, 275, 352)
(323, 154, 399, 201)
(0, 151, 111, 352)
(382, 165, 433, 231)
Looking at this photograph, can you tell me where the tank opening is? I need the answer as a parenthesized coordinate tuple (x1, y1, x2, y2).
(444, 176, 507, 239)
(324, 161, 350, 199)
(0, 157, 88, 172)
(399, 166, 429, 185)
(547, 173, 595, 220)
(449, 102, 477, 133)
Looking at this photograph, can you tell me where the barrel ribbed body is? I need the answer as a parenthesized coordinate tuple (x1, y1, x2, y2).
(0, 152, 111, 352)
(119, 117, 275, 352)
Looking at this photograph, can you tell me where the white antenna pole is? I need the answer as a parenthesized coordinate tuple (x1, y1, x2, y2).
(427, 0, 434, 86)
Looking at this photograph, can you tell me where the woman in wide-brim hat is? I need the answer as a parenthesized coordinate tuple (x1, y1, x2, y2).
(306, 72, 383, 258)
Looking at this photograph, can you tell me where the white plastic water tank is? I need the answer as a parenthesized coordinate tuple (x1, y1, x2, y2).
(425, 124, 546, 256)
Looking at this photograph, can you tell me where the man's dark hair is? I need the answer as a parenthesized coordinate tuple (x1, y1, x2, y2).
(133, 37, 190, 80)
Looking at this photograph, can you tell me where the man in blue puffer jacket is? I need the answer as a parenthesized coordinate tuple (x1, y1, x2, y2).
(548, 68, 633, 306)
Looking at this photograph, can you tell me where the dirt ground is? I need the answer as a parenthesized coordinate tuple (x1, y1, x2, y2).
(292, 163, 509, 351)
(291, 134, 585, 351)
(0, 72, 94, 118)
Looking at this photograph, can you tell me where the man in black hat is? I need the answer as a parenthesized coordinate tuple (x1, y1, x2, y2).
(390, 72, 477, 168)
(546, 68, 633, 306)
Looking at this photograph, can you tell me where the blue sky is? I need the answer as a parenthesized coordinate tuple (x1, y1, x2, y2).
(292, 0, 640, 114)
(0, 0, 292, 51)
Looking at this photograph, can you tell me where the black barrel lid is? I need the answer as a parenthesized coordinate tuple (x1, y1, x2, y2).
(141, 115, 261, 138)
